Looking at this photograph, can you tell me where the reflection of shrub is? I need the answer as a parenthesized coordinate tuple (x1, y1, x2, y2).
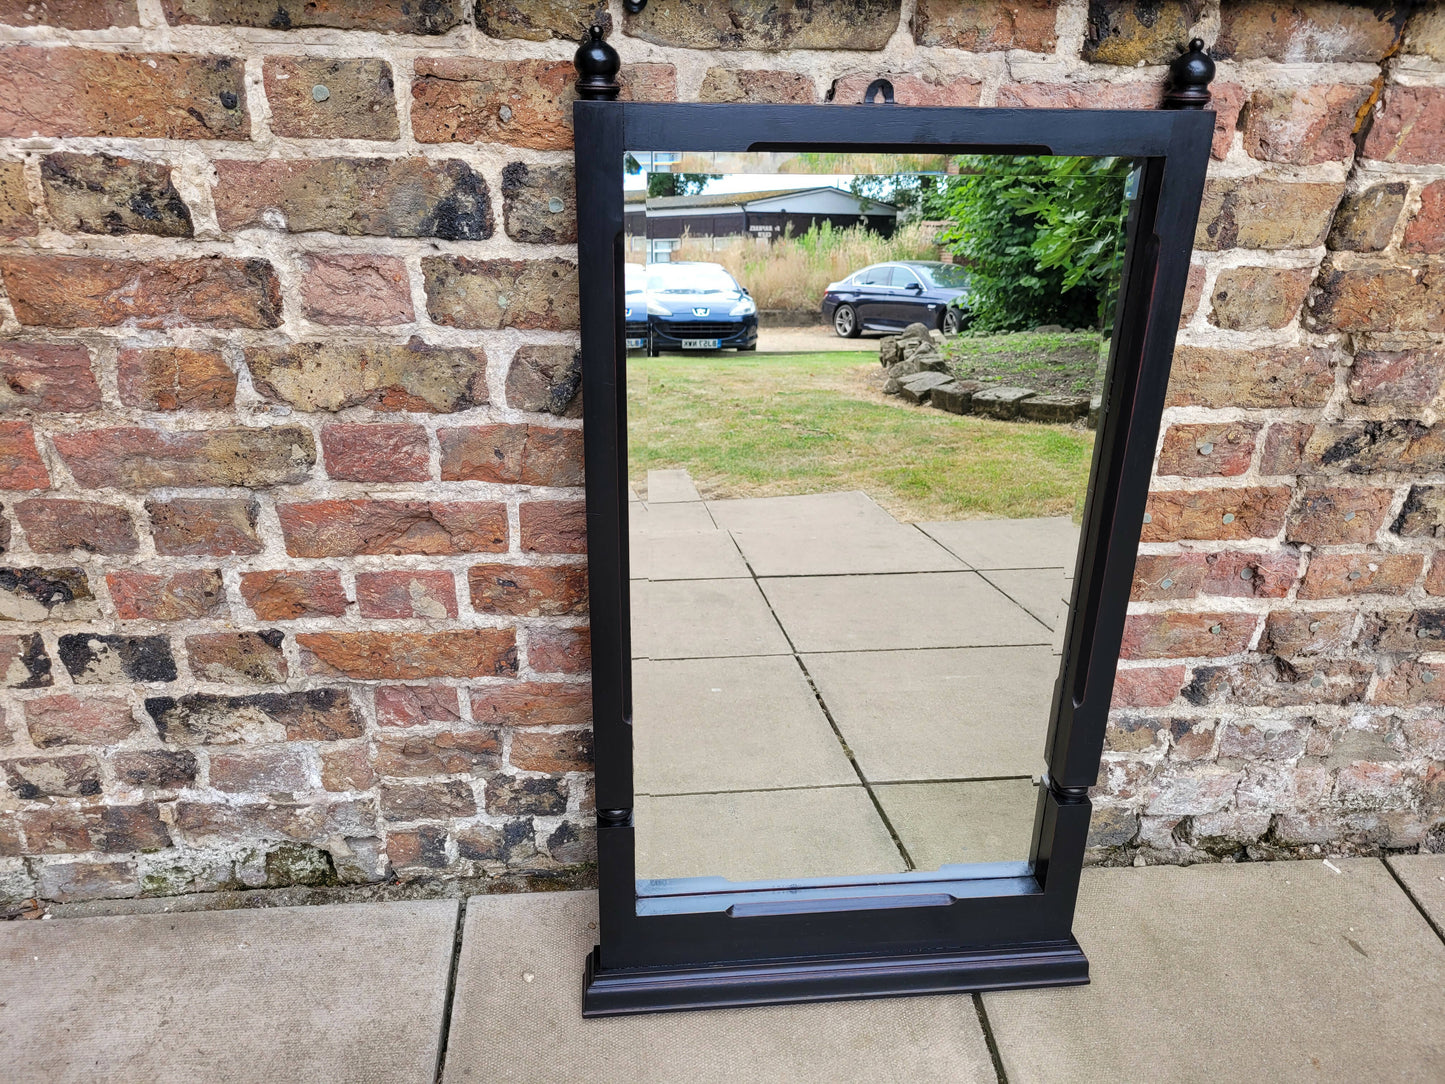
(673, 220, 939, 312)
(937, 156, 1132, 333)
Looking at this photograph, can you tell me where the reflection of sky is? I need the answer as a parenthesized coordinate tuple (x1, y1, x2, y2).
(623, 171, 857, 194)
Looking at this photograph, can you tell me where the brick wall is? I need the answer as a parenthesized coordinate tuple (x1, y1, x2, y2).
(0, 0, 1440, 906)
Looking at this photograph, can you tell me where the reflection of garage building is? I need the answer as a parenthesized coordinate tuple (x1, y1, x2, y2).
(625, 186, 897, 262)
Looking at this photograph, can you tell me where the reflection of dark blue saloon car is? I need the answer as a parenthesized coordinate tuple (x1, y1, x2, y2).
(643, 262, 758, 356)
(822, 261, 972, 338)
(624, 264, 649, 352)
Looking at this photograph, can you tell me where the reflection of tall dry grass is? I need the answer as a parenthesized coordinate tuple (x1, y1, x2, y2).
(673, 220, 940, 311)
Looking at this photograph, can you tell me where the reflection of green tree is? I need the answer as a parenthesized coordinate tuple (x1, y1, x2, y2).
(646, 173, 719, 197)
(937, 156, 1132, 333)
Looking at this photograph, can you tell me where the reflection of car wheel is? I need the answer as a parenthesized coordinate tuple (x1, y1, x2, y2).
(647, 339, 660, 357)
(739, 344, 757, 352)
(941, 308, 963, 335)
(834, 304, 860, 338)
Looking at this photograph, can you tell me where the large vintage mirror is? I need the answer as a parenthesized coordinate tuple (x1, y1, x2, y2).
(573, 69, 1213, 1016)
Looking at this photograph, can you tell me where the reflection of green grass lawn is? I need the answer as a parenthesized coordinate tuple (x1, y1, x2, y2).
(628, 351, 1094, 523)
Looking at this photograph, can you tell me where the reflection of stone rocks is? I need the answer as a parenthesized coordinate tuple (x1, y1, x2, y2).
(897, 371, 956, 404)
(1020, 394, 1092, 423)
(930, 380, 984, 414)
(972, 386, 1038, 419)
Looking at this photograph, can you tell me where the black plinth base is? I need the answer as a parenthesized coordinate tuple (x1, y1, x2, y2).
(581, 940, 1088, 1017)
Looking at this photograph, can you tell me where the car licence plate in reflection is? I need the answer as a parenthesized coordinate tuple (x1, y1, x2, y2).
(682, 338, 720, 349)
(626, 337, 645, 349)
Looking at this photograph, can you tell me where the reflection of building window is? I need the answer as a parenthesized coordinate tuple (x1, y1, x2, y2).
(648, 238, 680, 263)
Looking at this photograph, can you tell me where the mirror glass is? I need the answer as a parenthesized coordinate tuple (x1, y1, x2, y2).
(624, 150, 1138, 893)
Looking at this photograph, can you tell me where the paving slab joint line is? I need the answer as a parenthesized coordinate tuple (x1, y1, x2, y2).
(972, 991, 1010, 1084)
(433, 897, 469, 1084)
(1385, 859, 1445, 947)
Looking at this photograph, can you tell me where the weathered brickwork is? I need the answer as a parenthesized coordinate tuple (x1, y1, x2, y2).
(0, 0, 1441, 906)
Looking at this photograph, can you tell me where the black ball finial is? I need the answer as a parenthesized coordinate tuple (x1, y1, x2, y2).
(575, 24, 621, 101)
(1164, 38, 1215, 110)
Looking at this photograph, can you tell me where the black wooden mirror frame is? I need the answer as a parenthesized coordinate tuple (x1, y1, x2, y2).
(574, 99, 1214, 1016)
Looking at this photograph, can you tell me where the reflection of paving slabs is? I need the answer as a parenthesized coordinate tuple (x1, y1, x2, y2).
(732, 522, 964, 577)
(981, 568, 1069, 631)
(630, 578, 789, 659)
(645, 469, 701, 503)
(707, 490, 896, 533)
(919, 517, 1080, 571)
(633, 655, 858, 795)
(637, 501, 716, 533)
(802, 646, 1057, 781)
(874, 778, 1039, 872)
(630, 529, 751, 581)
(634, 787, 905, 882)
(761, 572, 1049, 653)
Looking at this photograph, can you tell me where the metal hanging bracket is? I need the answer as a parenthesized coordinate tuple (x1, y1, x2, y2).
(863, 79, 896, 105)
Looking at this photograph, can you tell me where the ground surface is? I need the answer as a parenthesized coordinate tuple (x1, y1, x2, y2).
(943, 330, 1106, 397)
(627, 350, 1094, 523)
(4, 857, 1443, 1082)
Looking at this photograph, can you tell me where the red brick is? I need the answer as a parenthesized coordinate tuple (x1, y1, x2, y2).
(297, 630, 518, 680)
(423, 256, 579, 331)
(1263, 610, 1357, 656)
(467, 563, 588, 617)
(0, 255, 280, 329)
(1299, 553, 1423, 599)
(300, 253, 413, 325)
(0, 47, 246, 140)
(108, 569, 225, 620)
(1403, 180, 1445, 253)
(698, 68, 816, 103)
(355, 570, 458, 619)
(214, 158, 491, 241)
(470, 682, 590, 728)
(0, 342, 99, 412)
(1195, 177, 1342, 252)
(1348, 348, 1445, 408)
(321, 423, 429, 483)
(147, 498, 261, 556)
(162, 0, 465, 34)
(0, 159, 36, 238)
(1185, 658, 1373, 709)
(240, 570, 349, 620)
(381, 780, 475, 820)
(1369, 660, 1445, 707)
(1110, 665, 1186, 708)
(1286, 487, 1395, 546)
(1427, 556, 1445, 596)
(508, 729, 592, 773)
(1364, 86, 1445, 165)
(1166, 344, 1335, 409)
(320, 745, 374, 792)
(247, 338, 487, 414)
(519, 500, 586, 554)
(374, 730, 498, 776)
(209, 747, 309, 793)
(186, 630, 288, 684)
(23, 694, 138, 748)
(1243, 84, 1374, 165)
(54, 427, 312, 490)
(262, 57, 399, 141)
(374, 684, 462, 728)
(1141, 487, 1292, 543)
(995, 81, 1158, 111)
(0, 1, 138, 29)
(1156, 422, 1259, 477)
(829, 71, 980, 106)
(1120, 613, 1258, 660)
(411, 57, 676, 148)
(527, 626, 589, 674)
(0, 421, 49, 489)
(18, 804, 168, 855)
(912, 0, 1058, 51)
(278, 500, 507, 558)
(1257, 423, 1313, 476)
(117, 347, 235, 411)
(1200, 551, 1299, 599)
(170, 796, 374, 846)
(16, 499, 137, 554)
(1216, 1, 1405, 62)
(1130, 553, 1206, 600)
(387, 825, 449, 870)
(111, 749, 196, 790)
(439, 424, 584, 487)
(1309, 260, 1445, 333)
(1208, 266, 1313, 331)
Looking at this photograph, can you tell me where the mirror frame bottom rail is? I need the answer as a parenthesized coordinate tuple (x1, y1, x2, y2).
(574, 100, 1214, 1016)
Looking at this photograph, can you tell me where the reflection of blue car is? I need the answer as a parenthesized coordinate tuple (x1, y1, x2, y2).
(624, 263, 650, 352)
(643, 262, 758, 356)
(822, 261, 973, 337)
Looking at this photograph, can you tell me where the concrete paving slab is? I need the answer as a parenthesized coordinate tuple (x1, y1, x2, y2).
(982, 567, 1069, 631)
(1387, 854, 1445, 936)
(803, 647, 1056, 781)
(732, 522, 965, 577)
(762, 572, 1050, 653)
(442, 891, 997, 1084)
(984, 860, 1445, 1084)
(875, 778, 1038, 872)
(0, 900, 458, 1083)
(634, 655, 858, 795)
(636, 500, 716, 533)
(635, 786, 906, 881)
(707, 490, 896, 533)
(630, 529, 751, 581)
(920, 517, 1079, 570)
(631, 578, 790, 659)
(645, 469, 701, 503)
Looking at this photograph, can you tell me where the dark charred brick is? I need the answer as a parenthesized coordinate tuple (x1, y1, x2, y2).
(4, 753, 101, 799)
(0, 567, 97, 621)
(1, 632, 52, 688)
(501, 161, 576, 244)
(58, 634, 176, 684)
(485, 774, 567, 816)
(41, 152, 193, 237)
(145, 688, 361, 745)
(111, 749, 197, 790)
